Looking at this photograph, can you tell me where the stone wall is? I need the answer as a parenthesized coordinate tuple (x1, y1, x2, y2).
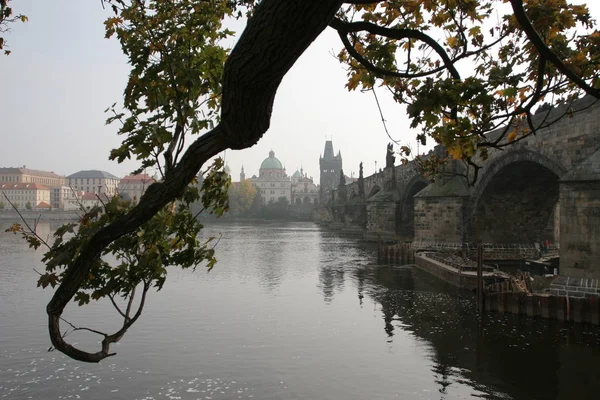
(343, 204, 367, 231)
(470, 97, 600, 175)
(549, 276, 600, 298)
(365, 192, 399, 241)
(559, 181, 600, 277)
(414, 196, 467, 243)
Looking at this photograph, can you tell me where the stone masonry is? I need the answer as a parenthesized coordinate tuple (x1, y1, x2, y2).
(321, 97, 600, 277)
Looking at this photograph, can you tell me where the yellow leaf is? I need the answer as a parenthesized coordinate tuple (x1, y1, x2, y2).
(507, 131, 517, 141)
(447, 36, 459, 48)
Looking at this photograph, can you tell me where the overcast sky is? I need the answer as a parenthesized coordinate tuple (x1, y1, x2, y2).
(1, 1, 598, 183)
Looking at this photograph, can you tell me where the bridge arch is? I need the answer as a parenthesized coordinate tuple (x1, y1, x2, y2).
(467, 150, 566, 244)
(397, 175, 429, 239)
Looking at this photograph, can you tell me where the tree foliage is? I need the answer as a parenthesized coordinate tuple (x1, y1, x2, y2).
(332, 0, 600, 182)
(104, 0, 236, 175)
(0, 0, 27, 55)
(9, 0, 600, 363)
(227, 179, 257, 216)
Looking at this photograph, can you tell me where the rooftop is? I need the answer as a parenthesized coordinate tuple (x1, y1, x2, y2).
(260, 150, 284, 170)
(0, 167, 64, 179)
(81, 192, 111, 201)
(120, 173, 154, 183)
(67, 170, 120, 180)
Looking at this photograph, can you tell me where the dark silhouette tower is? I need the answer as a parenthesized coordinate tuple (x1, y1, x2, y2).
(319, 140, 343, 199)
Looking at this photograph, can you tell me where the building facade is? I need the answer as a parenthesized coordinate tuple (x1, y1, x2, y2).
(66, 170, 120, 196)
(118, 174, 154, 202)
(291, 168, 319, 205)
(0, 183, 51, 209)
(0, 167, 65, 186)
(0, 167, 66, 208)
(249, 150, 292, 204)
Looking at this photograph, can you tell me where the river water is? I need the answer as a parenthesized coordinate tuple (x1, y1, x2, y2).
(1, 221, 599, 400)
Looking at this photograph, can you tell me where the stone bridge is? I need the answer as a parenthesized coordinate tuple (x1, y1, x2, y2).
(322, 96, 600, 278)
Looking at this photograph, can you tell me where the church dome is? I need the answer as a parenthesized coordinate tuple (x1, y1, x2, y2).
(260, 150, 283, 170)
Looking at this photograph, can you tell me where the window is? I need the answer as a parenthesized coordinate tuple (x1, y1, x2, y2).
(270, 190, 275, 194)
(86, 178, 89, 184)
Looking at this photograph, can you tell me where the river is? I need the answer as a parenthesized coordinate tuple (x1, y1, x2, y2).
(1, 221, 599, 400)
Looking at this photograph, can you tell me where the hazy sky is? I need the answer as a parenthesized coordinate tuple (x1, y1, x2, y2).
(1, 1, 598, 183)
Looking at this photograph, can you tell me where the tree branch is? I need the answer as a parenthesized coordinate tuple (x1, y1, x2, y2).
(330, 18, 461, 80)
(46, 0, 345, 363)
(509, 0, 600, 98)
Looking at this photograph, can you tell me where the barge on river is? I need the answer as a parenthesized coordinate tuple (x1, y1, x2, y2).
(414, 251, 511, 291)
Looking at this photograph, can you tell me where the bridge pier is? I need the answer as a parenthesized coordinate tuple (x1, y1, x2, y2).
(365, 190, 400, 241)
(413, 176, 470, 244)
(559, 149, 600, 278)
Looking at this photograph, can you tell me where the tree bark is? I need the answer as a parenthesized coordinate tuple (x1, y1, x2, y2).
(47, 0, 344, 363)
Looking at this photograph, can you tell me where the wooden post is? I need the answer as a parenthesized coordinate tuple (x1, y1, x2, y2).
(477, 243, 484, 313)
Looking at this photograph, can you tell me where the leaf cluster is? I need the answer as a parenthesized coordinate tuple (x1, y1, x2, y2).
(104, 0, 238, 176)
(333, 0, 600, 183)
(11, 159, 228, 308)
(0, 0, 28, 55)
(227, 179, 257, 216)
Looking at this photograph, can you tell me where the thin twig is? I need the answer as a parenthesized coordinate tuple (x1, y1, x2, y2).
(371, 86, 401, 145)
(108, 294, 127, 319)
(60, 317, 108, 338)
(2, 192, 51, 250)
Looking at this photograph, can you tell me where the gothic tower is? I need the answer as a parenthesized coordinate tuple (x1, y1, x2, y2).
(240, 165, 245, 181)
(319, 140, 343, 199)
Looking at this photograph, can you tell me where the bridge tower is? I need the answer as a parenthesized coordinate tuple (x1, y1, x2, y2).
(319, 140, 343, 200)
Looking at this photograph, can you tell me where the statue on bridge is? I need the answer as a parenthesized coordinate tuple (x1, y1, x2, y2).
(386, 143, 395, 169)
(358, 162, 365, 197)
(339, 169, 346, 186)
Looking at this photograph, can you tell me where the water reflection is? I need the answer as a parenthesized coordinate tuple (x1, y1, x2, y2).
(2, 221, 600, 400)
(317, 232, 375, 304)
(351, 264, 600, 399)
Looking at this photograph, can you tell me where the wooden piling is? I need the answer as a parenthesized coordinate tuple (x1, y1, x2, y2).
(477, 244, 484, 313)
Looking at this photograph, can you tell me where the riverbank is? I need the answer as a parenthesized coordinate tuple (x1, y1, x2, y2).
(0, 210, 79, 221)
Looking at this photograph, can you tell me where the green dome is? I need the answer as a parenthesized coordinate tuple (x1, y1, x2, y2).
(260, 150, 283, 170)
(292, 170, 303, 178)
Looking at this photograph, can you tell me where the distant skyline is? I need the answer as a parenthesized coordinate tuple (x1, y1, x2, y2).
(2, 1, 598, 183)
